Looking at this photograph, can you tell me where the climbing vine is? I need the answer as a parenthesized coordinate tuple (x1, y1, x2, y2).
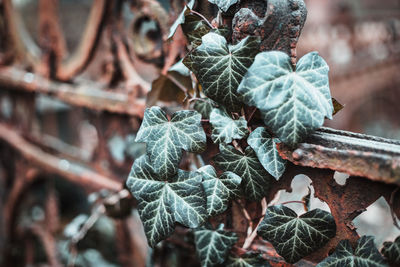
(125, 1, 398, 266)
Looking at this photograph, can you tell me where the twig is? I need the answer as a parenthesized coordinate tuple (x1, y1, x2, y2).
(189, 97, 207, 103)
(166, 73, 192, 102)
(246, 107, 258, 124)
(235, 200, 253, 237)
(279, 200, 307, 206)
(242, 198, 267, 249)
(189, 10, 215, 29)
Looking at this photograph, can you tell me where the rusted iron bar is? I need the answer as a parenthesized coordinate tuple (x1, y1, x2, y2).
(0, 67, 145, 117)
(278, 127, 400, 186)
(56, 0, 108, 81)
(0, 123, 122, 192)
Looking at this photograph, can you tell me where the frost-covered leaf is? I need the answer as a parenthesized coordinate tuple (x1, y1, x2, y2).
(214, 144, 273, 201)
(182, 12, 211, 47)
(136, 107, 206, 176)
(168, 0, 195, 39)
(317, 236, 388, 267)
(208, 0, 239, 12)
(247, 127, 286, 180)
(226, 253, 270, 267)
(194, 98, 216, 119)
(126, 155, 207, 247)
(194, 226, 238, 267)
(197, 165, 241, 216)
(382, 236, 400, 264)
(184, 32, 260, 111)
(257, 205, 336, 263)
(238, 51, 333, 148)
(210, 108, 249, 144)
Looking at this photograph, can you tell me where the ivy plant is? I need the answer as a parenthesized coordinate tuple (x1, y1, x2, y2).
(257, 205, 336, 263)
(316, 236, 388, 267)
(194, 224, 238, 267)
(125, 1, 393, 266)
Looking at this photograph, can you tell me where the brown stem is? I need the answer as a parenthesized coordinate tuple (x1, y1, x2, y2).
(189, 10, 215, 29)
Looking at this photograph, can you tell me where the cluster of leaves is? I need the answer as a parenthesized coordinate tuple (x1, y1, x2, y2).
(125, 1, 397, 266)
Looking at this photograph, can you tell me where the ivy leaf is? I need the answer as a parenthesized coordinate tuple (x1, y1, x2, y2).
(168, 0, 195, 39)
(238, 51, 333, 148)
(208, 0, 239, 12)
(226, 253, 270, 267)
(210, 108, 249, 144)
(381, 236, 400, 265)
(126, 155, 207, 247)
(257, 205, 336, 263)
(194, 98, 216, 119)
(194, 225, 238, 267)
(317, 236, 388, 267)
(182, 12, 211, 47)
(247, 127, 286, 180)
(197, 165, 241, 216)
(184, 32, 260, 112)
(214, 144, 273, 201)
(136, 107, 206, 177)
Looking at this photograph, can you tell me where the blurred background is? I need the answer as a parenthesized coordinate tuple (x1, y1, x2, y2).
(0, 0, 399, 266)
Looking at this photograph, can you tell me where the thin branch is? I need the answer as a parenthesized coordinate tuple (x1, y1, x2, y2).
(166, 73, 192, 102)
(189, 10, 215, 29)
(279, 200, 307, 206)
(242, 198, 267, 250)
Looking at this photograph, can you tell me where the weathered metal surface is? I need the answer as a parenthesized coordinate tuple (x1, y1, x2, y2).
(0, 67, 145, 117)
(278, 127, 400, 186)
(0, 123, 121, 192)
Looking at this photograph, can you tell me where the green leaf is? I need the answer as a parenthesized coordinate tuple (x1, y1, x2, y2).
(193, 98, 216, 119)
(194, 226, 238, 267)
(184, 32, 260, 111)
(210, 108, 249, 144)
(182, 12, 212, 47)
(317, 236, 388, 267)
(257, 205, 336, 264)
(226, 253, 270, 267)
(197, 165, 241, 216)
(126, 155, 207, 247)
(136, 107, 206, 177)
(238, 51, 333, 148)
(208, 0, 239, 12)
(247, 127, 286, 180)
(214, 144, 273, 201)
(168, 0, 195, 39)
(381, 236, 400, 265)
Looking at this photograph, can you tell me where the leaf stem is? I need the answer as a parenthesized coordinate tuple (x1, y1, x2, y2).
(279, 200, 306, 206)
(189, 10, 215, 29)
(166, 73, 192, 102)
(242, 198, 267, 250)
